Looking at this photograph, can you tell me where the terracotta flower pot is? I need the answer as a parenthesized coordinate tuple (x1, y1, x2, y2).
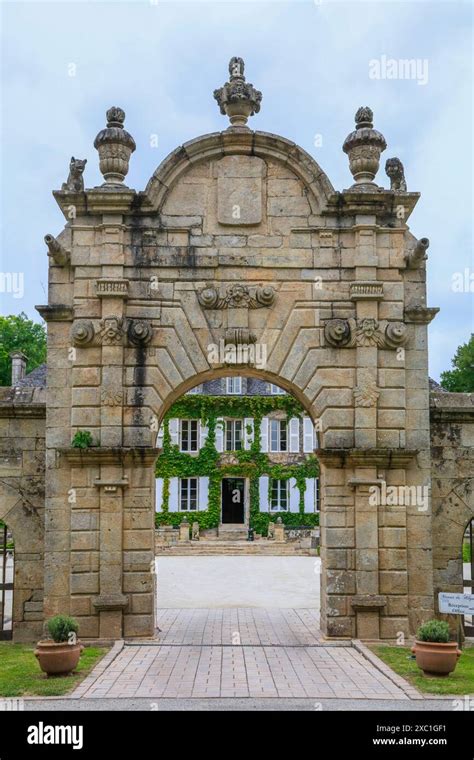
(34, 641, 84, 676)
(411, 640, 461, 677)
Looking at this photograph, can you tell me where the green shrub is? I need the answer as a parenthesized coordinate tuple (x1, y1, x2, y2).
(71, 430, 93, 449)
(463, 542, 472, 563)
(417, 619, 450, 643)
(47, 615, 79, 643)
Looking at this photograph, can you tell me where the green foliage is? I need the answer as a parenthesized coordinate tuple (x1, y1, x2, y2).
(155, 395, 320, 534)
(372, 645, 474, 696)
(463, 541, 472, 563)
(440, 335, 474, 392)
(71, 430, 94, 449)
(0, 313, 46, 386)
(416, 619, 450, 643)
(46, 615, 79, 643)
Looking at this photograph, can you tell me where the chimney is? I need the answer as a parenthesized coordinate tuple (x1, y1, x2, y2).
(10, 351, 28, 385)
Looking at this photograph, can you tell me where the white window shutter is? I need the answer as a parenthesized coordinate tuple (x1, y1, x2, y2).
(259, 476, 269, 512)
(199, 421, 208, 449)
(260, 417, 269, 452)
(303, 417, 314, 453)
(155, 478, 164, 512)
(289, 477, 299, 512)
(244, 418, 254, 450)
(156, 425, 164, 449)
(304, 478, 315, 513)
(169, 477, 179, 511)
(169, 419, 179, 446)
(289, 418, 300, 453)
(199, 477, 209, 510)
(215, 417, 224, 452)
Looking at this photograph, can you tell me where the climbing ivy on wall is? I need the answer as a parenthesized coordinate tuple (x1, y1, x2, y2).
(155, 395, 320, 535)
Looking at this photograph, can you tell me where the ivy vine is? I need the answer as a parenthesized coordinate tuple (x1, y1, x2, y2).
(155, 395, 319, 535)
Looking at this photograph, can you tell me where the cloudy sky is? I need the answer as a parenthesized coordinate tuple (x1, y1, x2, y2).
(0, 0, 472, 380)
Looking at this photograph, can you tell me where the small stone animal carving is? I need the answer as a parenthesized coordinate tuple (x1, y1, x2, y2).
(61, 157, 87, 192)
(385, 157, 407, 191)
(191, 522, 200, 541)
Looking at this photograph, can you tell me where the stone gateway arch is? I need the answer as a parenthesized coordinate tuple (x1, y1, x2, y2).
(6, 57, 465, 644)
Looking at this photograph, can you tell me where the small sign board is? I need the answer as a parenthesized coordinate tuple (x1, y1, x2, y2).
(438, 592, 474, 616)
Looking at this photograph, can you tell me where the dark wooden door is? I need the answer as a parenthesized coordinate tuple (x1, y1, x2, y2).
(221, 478, 245, 524)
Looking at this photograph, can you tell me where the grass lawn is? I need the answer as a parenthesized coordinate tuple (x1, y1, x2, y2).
(0, 643, 108, 697)
(371, 644, 474, 696)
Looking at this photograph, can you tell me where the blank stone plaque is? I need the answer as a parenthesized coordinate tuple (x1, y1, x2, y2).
(216, 156, 264, 225)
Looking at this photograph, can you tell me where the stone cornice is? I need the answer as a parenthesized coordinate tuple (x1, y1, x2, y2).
(316, 448, 419, 468)
(323, 189, 420, 222)
(430, 391, 474, 423)
(0, 403, 45, 418)
(404, 306, 439, 324)
(35, 304, 74, 322)
(59, 446, 160, 465)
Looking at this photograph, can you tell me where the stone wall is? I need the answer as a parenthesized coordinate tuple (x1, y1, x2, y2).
(0, 386, 45, 641)
(430, 390, 474, 632)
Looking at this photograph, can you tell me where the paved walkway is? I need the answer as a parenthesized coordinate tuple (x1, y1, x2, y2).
(156, 556, 321, 608)
(72, 609, 412, 701)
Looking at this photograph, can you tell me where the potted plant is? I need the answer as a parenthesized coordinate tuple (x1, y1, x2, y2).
(35, 615, 83, 676)
(411, 619, 461, 677)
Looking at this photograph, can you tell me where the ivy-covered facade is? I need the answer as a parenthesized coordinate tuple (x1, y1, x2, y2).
(155, 378, 320, 536)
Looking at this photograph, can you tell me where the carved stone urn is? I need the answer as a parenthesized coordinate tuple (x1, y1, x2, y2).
(214, 57, 262, 128)
(94, 106, 136, 185)
(342, 107, 387, 186)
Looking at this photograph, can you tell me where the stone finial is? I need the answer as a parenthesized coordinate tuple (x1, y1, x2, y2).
(213, 57, 262, 128)
(93, 106, 136, 185)
(10, 351, 27, 385)
(342, 106, 387, 186)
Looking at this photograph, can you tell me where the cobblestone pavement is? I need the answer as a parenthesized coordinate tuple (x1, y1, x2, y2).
(72, 609, 412, 701)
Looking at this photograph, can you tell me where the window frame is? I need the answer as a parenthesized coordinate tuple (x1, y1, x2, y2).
(226, 377, 242, 395)
(269, 383, 285, 395)
(270, 478, 289, 512)
(179, 477, 198, 511)
(269, 419, 288, 452)
(179, 419, 199, 452)
(225, 419, 243, 451)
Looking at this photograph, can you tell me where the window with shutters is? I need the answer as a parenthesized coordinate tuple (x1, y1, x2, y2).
(180, 477, 198, 511)
(270, 419, 288, 452)
(180, 419, 199, 452)
(226, 377, 242, 394)
(270, 479, 288, 511)
(225, 419, 243, 451)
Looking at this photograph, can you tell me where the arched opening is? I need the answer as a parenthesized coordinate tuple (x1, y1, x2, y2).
(463, 519, 473, 637)
(152, 372, 322, 634)
(0, 521, 14, 640)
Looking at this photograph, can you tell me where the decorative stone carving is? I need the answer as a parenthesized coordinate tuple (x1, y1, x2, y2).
(224, 328, 257, 346)
(405, 237, 429, 269)
(353, 374, 380, 407)
(213, 57, 262, 127)
(385, 157, 407, 191)
(324, 318, 352, 348)
(127, 319, 153, 346)
(342, 107, 387, 185)
(355, 318, 385, 347)
(197, 284, 275, 309)
(98, 316, 125, 346)
(61, 157, 87, 192)
(384, 321, 408, 348)
(191, 522, 200, 541)
(93, 107, 136, 185)
(95, 278, 129, 298)
(101, 389, 123, 406)
(44, 234, 70, 266)
(350, 281, 384, 300)
(324, 318, 408, 350)
(71, 319, 95, 347)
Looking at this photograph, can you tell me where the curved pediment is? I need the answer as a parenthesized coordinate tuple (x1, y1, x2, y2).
(140, 129, 335, 216)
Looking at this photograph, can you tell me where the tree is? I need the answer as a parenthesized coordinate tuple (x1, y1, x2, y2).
(440, 334, 474, 392)
(0, 313, 46, 386)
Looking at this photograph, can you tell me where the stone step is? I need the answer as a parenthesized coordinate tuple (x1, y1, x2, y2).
(156, 541, 313, 556)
